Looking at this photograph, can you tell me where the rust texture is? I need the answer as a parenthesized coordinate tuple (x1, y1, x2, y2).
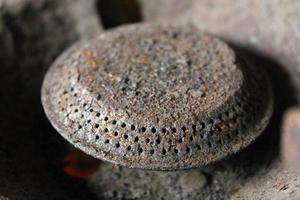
(42, 23, 273, 170)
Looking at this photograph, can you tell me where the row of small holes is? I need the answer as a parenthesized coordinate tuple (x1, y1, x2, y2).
(68, 102, 241, 139)
(92, 129, 211, 155)
(82, 108, 208, 135)
(76, 101, 244, 137)
(96, 132, 218, 155)
(73, 105, 241, 146)
(62, 88, 246, 156)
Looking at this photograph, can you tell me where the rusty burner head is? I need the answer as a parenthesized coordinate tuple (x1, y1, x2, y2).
(41, 23, 273, 170)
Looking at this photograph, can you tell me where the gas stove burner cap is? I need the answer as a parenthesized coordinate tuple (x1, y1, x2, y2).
(42, 23, 273, 170)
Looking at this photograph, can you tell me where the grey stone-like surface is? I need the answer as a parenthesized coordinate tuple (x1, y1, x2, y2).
(230, 161, 300, 200)
(89, 154, 298, 200)
(89, 162, 227, 200)
(0, 0, 101, 199)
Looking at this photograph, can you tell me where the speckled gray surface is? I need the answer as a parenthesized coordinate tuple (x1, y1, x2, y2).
(89, 162, 226, 200)
(88, 153, 300, 200)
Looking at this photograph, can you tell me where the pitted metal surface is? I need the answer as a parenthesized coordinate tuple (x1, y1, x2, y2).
(42, 23, 273, 170)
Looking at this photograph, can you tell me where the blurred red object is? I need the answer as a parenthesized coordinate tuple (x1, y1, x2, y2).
(63, 150, 101, 178)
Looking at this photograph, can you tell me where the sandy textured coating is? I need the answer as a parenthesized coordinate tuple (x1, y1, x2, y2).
(42, 23, 273, 170)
